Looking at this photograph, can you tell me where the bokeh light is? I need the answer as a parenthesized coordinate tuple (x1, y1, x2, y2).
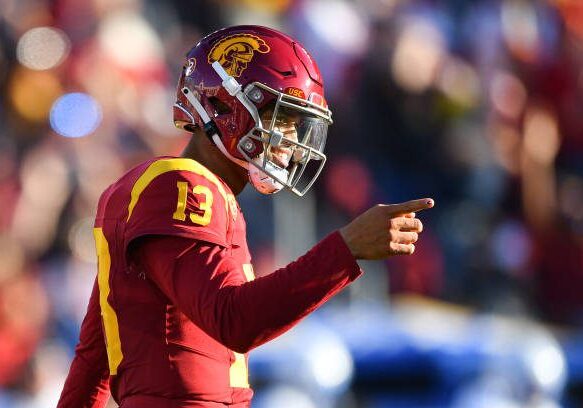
(8, 68, 62, 122)
(97, 11, 164, 70)
(491, 219, 532, 273)
(489, 71, 528, 120)
(49, 93, 102, 138)
(16, 27, 70, 71)
(391, 18, 445, 93)
(437, 57, 481, 108)
(523, 106, 560, 164)
(303, 0, 369, 56)
(240, 0, 292, 14)
(309, 336, 353, 390)
(523, 333, 567, 395)
(501, 0, 541, 62)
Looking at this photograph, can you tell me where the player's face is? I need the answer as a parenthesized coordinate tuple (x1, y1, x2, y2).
(260, 107, 299, 169)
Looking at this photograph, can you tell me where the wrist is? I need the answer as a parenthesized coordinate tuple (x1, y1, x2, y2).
(338, 227, 357, 259)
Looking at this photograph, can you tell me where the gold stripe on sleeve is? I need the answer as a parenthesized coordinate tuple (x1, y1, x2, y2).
(126, 158, 229, 222)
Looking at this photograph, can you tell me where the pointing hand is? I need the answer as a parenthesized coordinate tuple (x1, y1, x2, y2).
(339, 198, 435, 260)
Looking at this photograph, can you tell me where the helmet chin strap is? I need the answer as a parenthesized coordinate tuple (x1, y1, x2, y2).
(180, 86, 248, 169)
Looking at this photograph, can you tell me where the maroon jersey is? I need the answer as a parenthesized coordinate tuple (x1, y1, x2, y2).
(58, 156, 361, 407)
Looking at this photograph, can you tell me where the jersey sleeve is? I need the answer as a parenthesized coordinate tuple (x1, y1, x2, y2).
(57, 278, 110, 408)
(135, 231, 362, 354)
(124, 168, 231, 249)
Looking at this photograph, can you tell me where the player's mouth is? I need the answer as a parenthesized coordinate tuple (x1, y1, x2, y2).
(269, 147, 293, 169)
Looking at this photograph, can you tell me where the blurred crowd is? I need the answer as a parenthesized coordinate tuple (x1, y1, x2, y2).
(0, 0, 583, 406)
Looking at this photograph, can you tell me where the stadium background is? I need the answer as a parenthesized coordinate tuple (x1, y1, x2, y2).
(1, 0, 583, 406)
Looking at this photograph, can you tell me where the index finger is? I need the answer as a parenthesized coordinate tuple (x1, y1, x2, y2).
(385, 198, 435, 216)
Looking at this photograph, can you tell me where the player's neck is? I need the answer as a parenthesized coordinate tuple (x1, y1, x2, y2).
(181, 132, 248, 195)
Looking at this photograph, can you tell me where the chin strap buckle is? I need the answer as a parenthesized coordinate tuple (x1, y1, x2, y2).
(222, 77, 242, 97)
(203, 121, 220, 140)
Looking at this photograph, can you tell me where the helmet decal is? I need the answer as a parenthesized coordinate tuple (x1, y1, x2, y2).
(284, 87, 306, 99)
(207, 34, 270, 77)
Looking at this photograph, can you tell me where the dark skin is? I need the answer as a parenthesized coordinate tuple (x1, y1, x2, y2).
(181, 129, 249, 195)
(182, 129, 436, 260)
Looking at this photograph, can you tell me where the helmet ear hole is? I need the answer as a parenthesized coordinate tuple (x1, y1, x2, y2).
(208, 97, 232, 115)
(184, 123, 197, 132)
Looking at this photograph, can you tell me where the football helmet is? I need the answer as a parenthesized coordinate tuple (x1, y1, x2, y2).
(173, 25, 332, 196)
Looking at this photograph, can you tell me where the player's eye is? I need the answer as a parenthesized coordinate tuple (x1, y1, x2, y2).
(280, 139, 295, 148)
(275, 120, 294, 129)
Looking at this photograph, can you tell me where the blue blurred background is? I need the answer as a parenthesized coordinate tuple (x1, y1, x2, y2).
(1, 0, 583, 406)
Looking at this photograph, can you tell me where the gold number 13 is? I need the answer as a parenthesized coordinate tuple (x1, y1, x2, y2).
(173, 181, 213, 226)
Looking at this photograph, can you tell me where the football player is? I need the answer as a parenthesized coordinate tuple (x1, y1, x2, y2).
(58, 25, 434, 408)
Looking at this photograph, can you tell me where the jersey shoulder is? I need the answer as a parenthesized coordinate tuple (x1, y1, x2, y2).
(123, 157, 234, 247)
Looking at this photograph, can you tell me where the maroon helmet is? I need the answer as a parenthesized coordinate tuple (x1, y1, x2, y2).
(173, 25, 332, 196)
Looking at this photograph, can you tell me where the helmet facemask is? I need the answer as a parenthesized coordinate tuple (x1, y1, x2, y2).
(239, 82, 331, 196)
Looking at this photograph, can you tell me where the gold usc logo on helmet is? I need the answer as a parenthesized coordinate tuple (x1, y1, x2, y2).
(208, 34, 270, 77)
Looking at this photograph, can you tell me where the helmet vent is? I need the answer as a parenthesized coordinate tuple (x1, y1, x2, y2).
(265, 65, 295, 78)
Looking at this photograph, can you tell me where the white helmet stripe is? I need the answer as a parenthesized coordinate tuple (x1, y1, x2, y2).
(181, 87, 212, 124)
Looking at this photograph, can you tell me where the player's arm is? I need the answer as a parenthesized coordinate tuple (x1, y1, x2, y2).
(134, 198, 434, 354)
(135, 231, 359, 354)
(57, 278, 110, 408)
